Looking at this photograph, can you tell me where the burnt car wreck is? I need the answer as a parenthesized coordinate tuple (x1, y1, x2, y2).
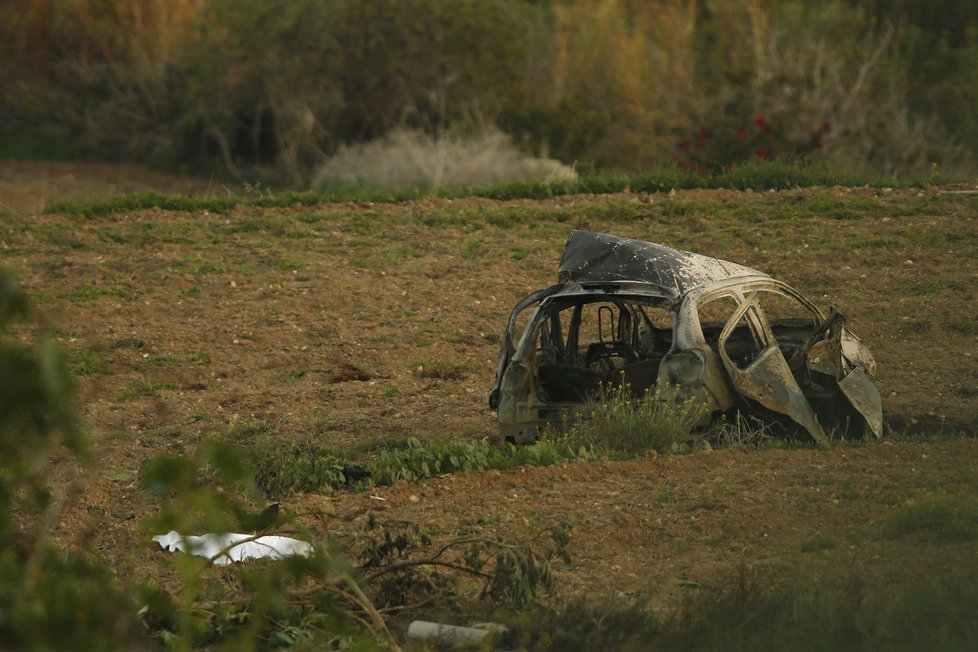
(489, 231, 883, 445)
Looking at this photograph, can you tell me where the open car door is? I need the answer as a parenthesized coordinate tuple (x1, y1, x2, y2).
(717, 294, 829, 445)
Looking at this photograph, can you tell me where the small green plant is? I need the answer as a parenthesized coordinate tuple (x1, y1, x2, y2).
(655, 490, 677, 506)
(70, 345, 110, 376)
(248, 440, 348, 497)
(119, 376, 173, 401)
(565, 383, 708, 456)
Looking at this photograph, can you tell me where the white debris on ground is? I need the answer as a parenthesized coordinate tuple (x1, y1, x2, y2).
(152, 531, 314, 565)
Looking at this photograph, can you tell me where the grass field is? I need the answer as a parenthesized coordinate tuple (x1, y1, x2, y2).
(2, 165, 977, 647)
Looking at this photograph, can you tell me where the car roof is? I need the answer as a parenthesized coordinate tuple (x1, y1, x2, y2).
(557, 230, 770, 297)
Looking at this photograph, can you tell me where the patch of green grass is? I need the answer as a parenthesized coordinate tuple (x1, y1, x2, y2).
(44, 162, 968, 218)
(119, 377, 174, 401)
(272, 369, 308, 384)
(391, 243, 425, 262)
(800, 532, 837, 553)
(266, 256, 308, 271)
(224, 418, 278, 439)
(71, 346, 110, 376)
(46, 192, 241, 217)
(447, 329, 474, 344)
(70, 286, 133, 303)
(883, 495, 978, 544)
(906, 228, 948, 248)
(413, 358, 468, 380)
(189, 259, 229, 275)
(654, 490, 677, 505)
(943, 318, 978, 335)
(836, 478, 860, 500)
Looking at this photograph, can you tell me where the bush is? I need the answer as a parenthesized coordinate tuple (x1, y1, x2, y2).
(565, 383, 709, 456)
(312, 128, 576, 191)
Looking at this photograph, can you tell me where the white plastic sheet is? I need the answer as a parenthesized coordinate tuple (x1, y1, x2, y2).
(153, 530, 314, 565)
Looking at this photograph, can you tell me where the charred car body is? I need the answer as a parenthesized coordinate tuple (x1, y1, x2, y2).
(489, 231, 883, 445)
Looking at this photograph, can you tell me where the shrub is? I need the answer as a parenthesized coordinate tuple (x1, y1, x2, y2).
(312, 128, 576, 191)
(565, 383, 709, 456)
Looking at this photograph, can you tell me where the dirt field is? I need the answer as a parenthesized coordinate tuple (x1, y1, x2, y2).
(2, 162, 977, 614)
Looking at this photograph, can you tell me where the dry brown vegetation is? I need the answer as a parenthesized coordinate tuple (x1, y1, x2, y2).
(2, 1, 976, 183)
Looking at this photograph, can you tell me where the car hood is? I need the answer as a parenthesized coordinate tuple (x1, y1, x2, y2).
(558, 230, 767, 295)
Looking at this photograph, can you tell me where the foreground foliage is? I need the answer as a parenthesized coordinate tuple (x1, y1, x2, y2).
(500, 561, 978, 651)
(0, 270, 144, 647)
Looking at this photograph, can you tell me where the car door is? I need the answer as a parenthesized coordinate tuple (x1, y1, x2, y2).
(716, 292, 828, 444)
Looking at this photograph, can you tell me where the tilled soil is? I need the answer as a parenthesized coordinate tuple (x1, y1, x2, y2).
(1, 162, 976, 605)
(312, 437, 978, 613)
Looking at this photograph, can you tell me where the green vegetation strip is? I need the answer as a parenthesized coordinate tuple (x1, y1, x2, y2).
(249, 436, 598, 497)
(44, 162, 960, 217)
(247, 385, 716, 498)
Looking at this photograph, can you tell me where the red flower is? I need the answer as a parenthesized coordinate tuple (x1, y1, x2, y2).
(679, 139, 691, 150)
(696, 166, 708, 177)
(762, 125, 773, 135)
(678, 161, 693, 171)
(822, 120, 831, 132)
(754, 116, 766, 128)
(755, 148, 767, 159)
(736, 129, 747, 140)
(697, 124, 708, 138)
